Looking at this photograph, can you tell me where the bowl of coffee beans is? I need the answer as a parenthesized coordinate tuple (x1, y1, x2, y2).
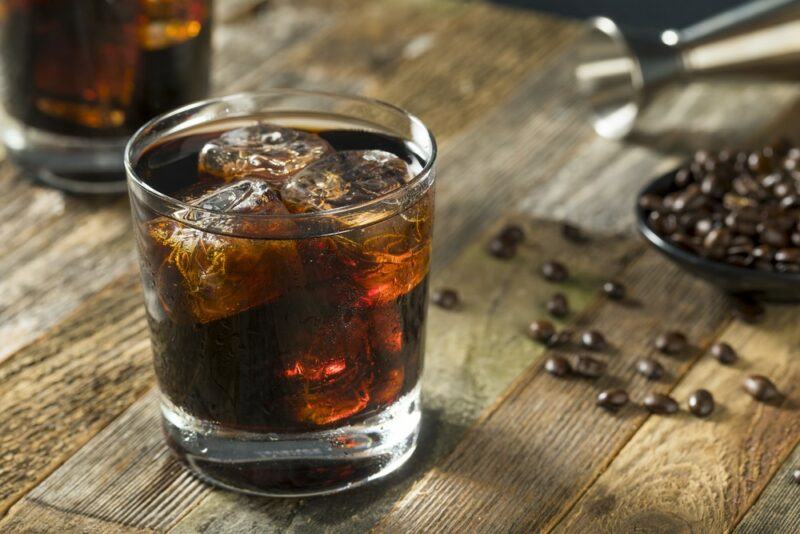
(636, 141, 800, 301)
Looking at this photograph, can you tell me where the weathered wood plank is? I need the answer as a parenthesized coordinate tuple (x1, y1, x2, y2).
(0, 219, 641, 533)
(0, 191, 135, 365)
(377, 249, 733, 533)
(0, 392, 208, 533)
(734, 441, 800, 533)
(0, 272, 153, 518)
(556, 305, 800, 532)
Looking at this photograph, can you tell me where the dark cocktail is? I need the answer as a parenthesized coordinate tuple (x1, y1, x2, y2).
(1, 0, 212, 192)
(126, 91, 436, 496)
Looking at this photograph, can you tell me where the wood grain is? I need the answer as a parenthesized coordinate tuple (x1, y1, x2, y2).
(377, 249, 733, 533)
(0, 272, 152, 517)
(557, 306, 800, 532)
(0, 392, 209, 533)
(735, 441, 800, 533)
(0, 220, 641, 533)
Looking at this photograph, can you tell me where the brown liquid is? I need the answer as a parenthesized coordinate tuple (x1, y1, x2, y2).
(134, 126, 432, 435)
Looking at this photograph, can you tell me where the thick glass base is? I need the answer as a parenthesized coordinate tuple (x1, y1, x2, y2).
(161, 386, 421, 497)
(2, 119, 128, 194)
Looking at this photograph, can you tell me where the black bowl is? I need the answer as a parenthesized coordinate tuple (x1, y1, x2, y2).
(635, 169, 800, 302)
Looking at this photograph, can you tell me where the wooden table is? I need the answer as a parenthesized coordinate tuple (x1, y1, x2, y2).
(2, 1, 800, 532)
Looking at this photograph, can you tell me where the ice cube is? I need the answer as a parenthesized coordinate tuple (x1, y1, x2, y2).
(198, 123, 333, 185)
(334, 189, 433, 307)
(280, 150, 412, 213)
(147, 180, 303, 323)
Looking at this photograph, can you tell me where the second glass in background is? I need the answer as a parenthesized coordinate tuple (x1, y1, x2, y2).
(0, 0, 212, 193)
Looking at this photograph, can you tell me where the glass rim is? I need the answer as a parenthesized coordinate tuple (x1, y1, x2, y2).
(124, 89, 437, 225)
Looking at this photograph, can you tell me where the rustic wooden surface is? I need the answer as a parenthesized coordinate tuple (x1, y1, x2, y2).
(1, 0, 800, 532)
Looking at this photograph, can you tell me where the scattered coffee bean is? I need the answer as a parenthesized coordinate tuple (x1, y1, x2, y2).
(498, 224, 525, 246)
(580, 330, 607, 351)
(602, 280, 626, 300)
(743, 375, 780, 402)
(562, 223, 588, 243)
(487, 237, 516, 259)
(731, 295, 765, 324)
(687, 389, 715, 417)
(432, 288, 460, 310)
(573, 354, 606, 378)
(642, 392, 679, 414)
(654, 331, 688, 354)
(636, 358, 664, 380)
(541, 260, 568, 282)
(597, 389, 629, 410)
(793, 468, 800, 484)
(547, 328, 573, 347)
(528, 320, 556, 343)
(547, 293, 570, 318)
(710, 342, 737, 364)
(544, 355, 571, 377)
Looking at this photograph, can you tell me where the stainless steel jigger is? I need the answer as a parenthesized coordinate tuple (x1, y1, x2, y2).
(576, 0, 800, 139)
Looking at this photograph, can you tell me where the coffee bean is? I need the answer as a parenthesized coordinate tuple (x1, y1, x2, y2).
(487, 237, 516, 259)
(775, 248, 800, 263)
(547, 329, 574, 347)
(774, 182, 794, 198)
(726, 254, 754, 268)
(639, 194, 664, 212)
(731, 296, 765, 323)
(432, 288, 460, 310)
(759, 223, 789, 248)
(674, 167, 694, 187)
(498, 224, 525, 246)
(580, 330, 607, 351)
(793, 468, 800, 484)
(752, 244, 775, 260)
(654, 331, 688, 354)
(635, 358, 664, 380)
(528, 320, 555, 343)
(710, 342, 737, 364)
(544, 355, 571, 377)
(743, 375, 780, 402)
(749, 152, 773, 174)
(701, 174, 727, 198)
(573, 354, 606, 378)
(687, 389, 715, 417)
(547, 293, 569, 318)
(704, 227, 732, 249)
(541, 261, 568, 282)
(780, 194, 800, 210)
(695, 218, 714, 236)
(643, 392, 679, 414)
(602, 281, 626, 300)
(562, 223, 588, 243)
(597, 389, 629, 410)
